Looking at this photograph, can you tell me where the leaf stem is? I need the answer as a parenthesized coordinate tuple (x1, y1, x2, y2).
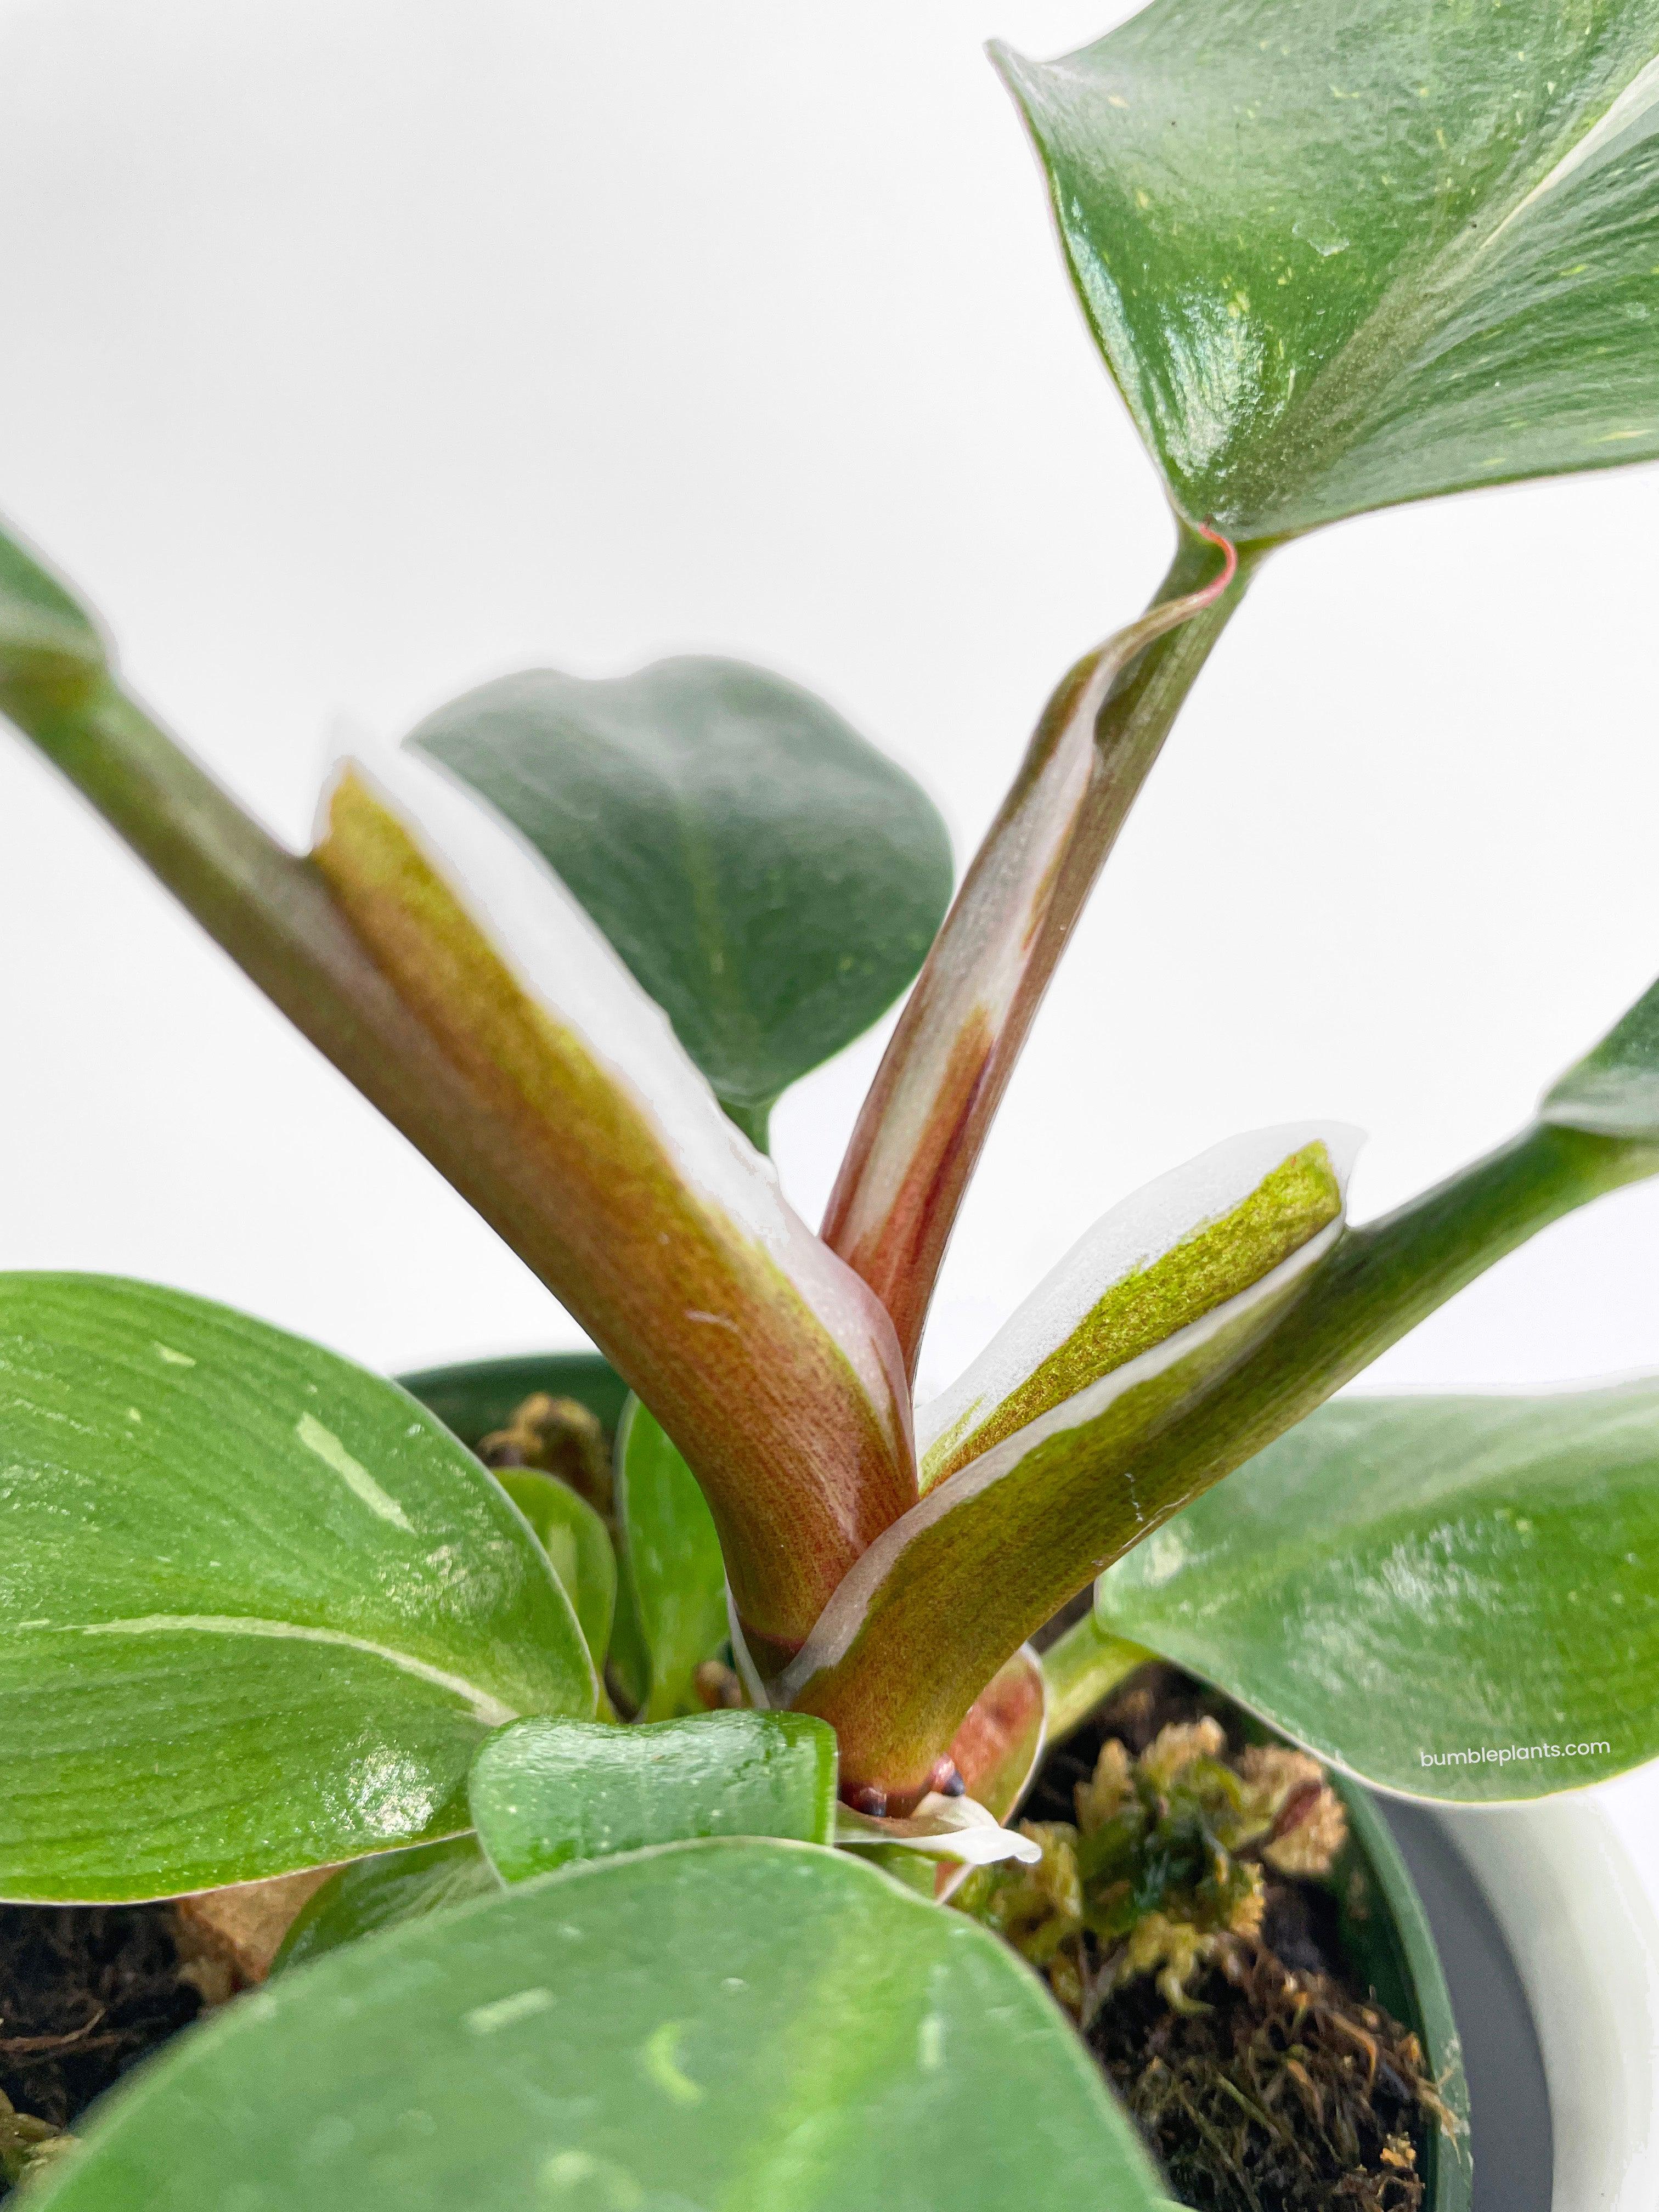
(825, 522, 1255, 1373)
(1040, 1613, 1151, 1744)
(1128, 1120, 1659, 1511)
(792, 1117, 1659, 1801)
(8, 679, 649, 1325)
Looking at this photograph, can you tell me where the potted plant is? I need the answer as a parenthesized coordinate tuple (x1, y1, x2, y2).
(3, 2, 1659, 2205)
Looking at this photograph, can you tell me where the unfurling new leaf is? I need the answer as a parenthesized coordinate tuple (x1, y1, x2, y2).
(788, 1128, 1356, 1802)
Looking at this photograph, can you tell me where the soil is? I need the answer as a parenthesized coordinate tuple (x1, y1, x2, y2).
(1023, 1663, 1453, 2212)
(0, 1904, 200, 2193)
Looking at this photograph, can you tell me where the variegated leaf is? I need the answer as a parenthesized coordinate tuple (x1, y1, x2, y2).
(919, 1124, 1356, 1488)
(783, 1182, 1348, 1806)
(312, 751, 915, 1658)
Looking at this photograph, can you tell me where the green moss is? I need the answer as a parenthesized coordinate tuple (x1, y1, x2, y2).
(931, 1144, 1340, 1485)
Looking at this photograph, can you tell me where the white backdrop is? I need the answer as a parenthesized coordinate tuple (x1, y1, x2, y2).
(2, 0, 1657, 1861)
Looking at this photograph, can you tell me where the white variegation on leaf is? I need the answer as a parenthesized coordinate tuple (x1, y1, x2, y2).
(312, 748, 916, 1653)
(836, 1795, 1043, 1867)
(785, 1126, 1359, 1801)
(919, 1123, 1361, 1489)
(0, 1274, 595, 1902)
(326, 747, 906, 1427)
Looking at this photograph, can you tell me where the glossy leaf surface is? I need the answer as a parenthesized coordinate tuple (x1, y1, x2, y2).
(1097, 1382, 1659, 1799)
(36, 1841, 1166, 2212)
(313, 754, 916, 1652)
(614, 1397, 732, 1718)
(996, 3, 1659, 540)
(274, 1837, 498, 1974)
(470, 1712, 837, 1881)
(495, 1469, 616, 1670)
(0, 1275, 593, 1900)
(411, 658, 953, 1135)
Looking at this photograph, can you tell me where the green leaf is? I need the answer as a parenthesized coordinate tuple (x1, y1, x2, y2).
(469, 1712, 837, 1882)
(614, 1397, 731, 1718)
(36, 1841, 1167, 2212)
(273, 1837, 499, 1974)
(0, 1274, 595, 1900)
(996, 5, 1659, 541)
(1543, 969, 1659, 1139)
(1096, 1381, 1659, 1800)
(495, 1470, 617, 1670)
(409, 657, 954, 1131)
(0, 521, 107, 714)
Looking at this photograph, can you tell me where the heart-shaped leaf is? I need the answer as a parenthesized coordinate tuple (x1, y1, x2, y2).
(409, 658, 953, 1143)
(613, 1396, 732, 1718)
(470, 1711, 837, 1882)
(35, 1841, 1166, 2212)
(1095, 1381, 1659, 1799)
(274, 1837, 498, 1974)
(494, 1469, 616, 1671)
(0, 521, 107, 714)
(0, 1274, 594, 1900)
(313, 753, 916, 1655)
(996, 5, 1659, 540)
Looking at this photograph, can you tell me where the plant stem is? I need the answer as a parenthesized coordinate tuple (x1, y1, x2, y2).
(8, 679, 638, 1324)
(15, 675, 917, 1652)
(793, 1116, 1659, 1802)
(825, 523, 1256, 1373)
(1126, 1119, 1658, 1512)
(1040, 1613, 1151, 1744)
